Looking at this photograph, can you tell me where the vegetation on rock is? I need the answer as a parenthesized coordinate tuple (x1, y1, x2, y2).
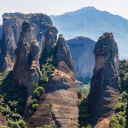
(77, 91, 92, 128)
(28, 43, 57, 113)
(110, 60, 128, 128)
(0, 71, 27, 128)
(76, 82, 90, 95)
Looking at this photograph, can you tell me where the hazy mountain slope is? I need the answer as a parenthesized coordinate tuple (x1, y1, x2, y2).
(51, 6, 128, 59)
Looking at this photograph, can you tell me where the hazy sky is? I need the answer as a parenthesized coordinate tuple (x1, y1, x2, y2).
(0, 0, 128, 19)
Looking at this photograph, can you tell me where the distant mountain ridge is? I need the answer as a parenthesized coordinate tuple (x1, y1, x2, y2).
(51, 6, 128, 59)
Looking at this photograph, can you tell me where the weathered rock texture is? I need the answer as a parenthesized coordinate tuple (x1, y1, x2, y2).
(13, 21, 40, 103)
(0, 16, 23, 72)
(0, 13, 55, 72)
(44, 26, 58, 50)
(67, 36, 95, 82)
(0, 112, 8, 127)
(27, 36, 79, 128)
(56, 36, 74, 72)
(88, 33, 120, 127)
(13, 21, 42, 121)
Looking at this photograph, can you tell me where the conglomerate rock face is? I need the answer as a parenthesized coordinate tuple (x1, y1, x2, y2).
(88, 33, 120, 127)
(67, 36, 95, 82)
(0, 13, 55, 72)
(27, 36, 79, 128)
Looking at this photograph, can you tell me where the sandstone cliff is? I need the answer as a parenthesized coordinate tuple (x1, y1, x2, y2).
(13, 21, 41, 96)
(88, 33, 120, 128)
(0, 13, 54, 72)
(27, 36, 78, 128)
(67, 36, 95, 83)
(13, 22, 41, 122)
(0, 16, 23, 72)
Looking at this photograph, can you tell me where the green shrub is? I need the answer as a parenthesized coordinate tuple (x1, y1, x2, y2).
(36, 87, 44, 94)
(28, 99, 38, 109)
(33, 87, 44, 100)
(32, 104, 39, 111)
(116, 102, 127, 113)
(18, 120, 26, 128)
(110, 113, 126, 128)
(32, 80, 39, 91)
(10, 122, 20, 128)
(78, 98, 92, 128)
(33, 90, 41, 100)
(39, 75, 48, 87)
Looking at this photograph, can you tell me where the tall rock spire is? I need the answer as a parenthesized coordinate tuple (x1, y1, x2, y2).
(88, 32, 120, 127)
(55, 35, 74, 72)
(13, 21, 40, 97)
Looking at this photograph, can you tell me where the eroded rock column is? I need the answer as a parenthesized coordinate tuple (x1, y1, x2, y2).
(88, 33, 120, 128)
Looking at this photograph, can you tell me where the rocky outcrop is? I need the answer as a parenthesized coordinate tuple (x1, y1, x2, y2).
(13, 21, 40, 100)
(0, 13, 54, 72)
(88, 33, 120, 127)
(0, 112, 8, 127)
(67, 36, 95, 83)
(0, 17, 23, 72)
(56, 36, 74, 72)
(44, 26, 58, 50)
(13, 21, 41, 122)
(27, 36, 78, 128)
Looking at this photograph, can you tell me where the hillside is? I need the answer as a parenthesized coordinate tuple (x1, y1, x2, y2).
(51, 6, 128, 59)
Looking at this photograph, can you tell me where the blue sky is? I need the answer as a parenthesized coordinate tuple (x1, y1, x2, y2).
(0, 0, 128, 19)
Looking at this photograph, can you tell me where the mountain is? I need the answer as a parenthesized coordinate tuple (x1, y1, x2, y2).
(51, 6, 128, 59)
(67, 36, 95, 83)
